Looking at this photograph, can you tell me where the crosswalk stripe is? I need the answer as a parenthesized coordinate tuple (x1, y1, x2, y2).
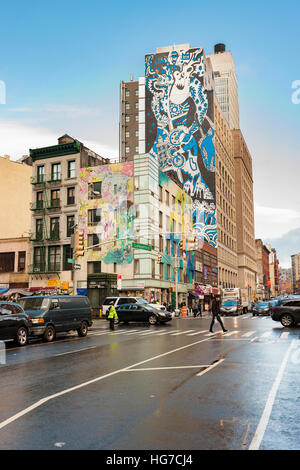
(139, 330, 162, 336)
(241, 331, 256, 337)
(156, 330, 180, 336)
(171, 330, 195, 336)
(124, 330, 141, 335)
(261, 331, 272, 337)
(187, 330, 207, 336)
(223, 331, 239, 337)
(280, 332, 290, 339)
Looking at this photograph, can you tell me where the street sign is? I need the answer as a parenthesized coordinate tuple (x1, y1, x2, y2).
(74, 264, 81, 270)
(132, 242, 152, 251)
(67, 258, 75, 264)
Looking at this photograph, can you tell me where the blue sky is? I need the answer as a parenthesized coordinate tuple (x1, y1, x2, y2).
(0, 0, 299, 267)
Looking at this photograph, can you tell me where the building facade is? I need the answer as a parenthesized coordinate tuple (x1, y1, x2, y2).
(255, 239, 270, 299)
(232, 129, 257, 298)
(291, 253, 300, 294)
(28, 135, 109, 293)
(0, 155, 32, 294)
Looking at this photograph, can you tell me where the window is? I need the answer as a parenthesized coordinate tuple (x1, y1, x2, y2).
(66, 215, 75, 237)
(135, 102, 139, 109)
(50, 217, 60, 239)
(68, 160, 76, 178)
(152, 259, 155, 276)
(165, 190, 170, 206)
(48, 246, 61, 271)
(88, 181, 102, 199)
(51, 163, 61, 181)
(126, 131, 130, 138)
(125, 147, 130, 154)
(67, 187, 75, 205)
(37, 165, 44, 183)
(0, 252, 15, 273)
(135, 146, 139, 153)
(125, 116, 130, 123)
(159, 185, 163, 202)
(125, 90, 130, 97)
(135, 130, 139, 137)
(50, 189, 60, 208)
(88, 209, 101, 226)
(87, 233, 100, 249)
(134, 259, 140, 274)
(159, 211, 163, 228)
(36, 191, 43, 209)
(87, 261, 102, 274)
(35, 219, 43, 239)
(125, 103, 130, 110)
(113, 263, 117, 273)
(63, 245, 73, 271)
(33, 247, 45, 271)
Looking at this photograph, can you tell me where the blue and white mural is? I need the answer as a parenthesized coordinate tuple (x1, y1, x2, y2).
(145, 47, 217, 247)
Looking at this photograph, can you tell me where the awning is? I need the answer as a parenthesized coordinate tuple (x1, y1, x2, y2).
(2, 289, 32, 297)
(0, 288, 9, 294)
(29, 287, 56, 292)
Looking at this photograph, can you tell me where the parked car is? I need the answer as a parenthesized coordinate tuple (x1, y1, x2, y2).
(115, 303, 172, 325)
(252, 301, 271, 316)
(271, 299, 300, 327)
(19, 295, 93, 342)
(0, 301, 31, 346)
(220, 299, 243, 316)
(102, 296, 149, 317)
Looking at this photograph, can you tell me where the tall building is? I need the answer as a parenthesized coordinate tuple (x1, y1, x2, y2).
(214, 98, 238, 288)
(208, 43, 240, 130)
(291, 253, 300, 294)
(232, 129, 257, 298)
(120, 78, 139, 162)
(28, 134, 109, 292)
(0, 155, 32, 294)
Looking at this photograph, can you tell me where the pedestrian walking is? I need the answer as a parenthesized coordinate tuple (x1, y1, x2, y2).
(209, 296, 227, 333)
(107, 304, 118, 331)
(192, 301, 198, 318)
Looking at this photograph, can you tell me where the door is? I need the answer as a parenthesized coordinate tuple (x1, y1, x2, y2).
(58, 297, 77, 330)
(47, 299, 64, 332)
(128, 304, 145, 322)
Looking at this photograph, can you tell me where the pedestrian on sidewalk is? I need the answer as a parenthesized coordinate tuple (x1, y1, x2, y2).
(197, 300, 202, 317)
(107, 304, 118, 331)
(209, 295, 227, 333)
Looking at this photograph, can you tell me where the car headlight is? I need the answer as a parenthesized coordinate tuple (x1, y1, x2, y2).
(159, 312, 166, 317)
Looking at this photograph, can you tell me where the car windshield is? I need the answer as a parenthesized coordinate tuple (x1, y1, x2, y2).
(256, 302, 269, 307)
(19, 297, 51, 310)
(136, 298, 148, 304)
(144, 305, 158, 312)
(103, 298, 117, 305)
(222, 300, 237, 306)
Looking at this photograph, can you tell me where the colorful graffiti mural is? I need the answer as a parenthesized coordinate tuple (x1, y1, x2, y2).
(79, 162, 134, 265)
(145, 47, 217, 248)
(159, 170, 194, 284)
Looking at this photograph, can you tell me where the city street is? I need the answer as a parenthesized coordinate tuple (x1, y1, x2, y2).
(0, 314, 299, 450)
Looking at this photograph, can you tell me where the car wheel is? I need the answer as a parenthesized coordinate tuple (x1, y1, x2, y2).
(148, 314, 158, 325)
(15, 326, 28, 346)
(43, 325, 56, 342)
(280, 314, 294, 327)
(77, 321, 88, 337)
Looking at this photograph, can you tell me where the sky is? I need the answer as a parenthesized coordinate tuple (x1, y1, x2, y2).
(0, 0, 299, 268)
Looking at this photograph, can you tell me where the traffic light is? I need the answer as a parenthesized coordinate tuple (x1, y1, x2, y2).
(157, 255, 162, 264)
(187, 236, 196, 251)
(179, 239, 184, 250)
(75, 231, 84, 257)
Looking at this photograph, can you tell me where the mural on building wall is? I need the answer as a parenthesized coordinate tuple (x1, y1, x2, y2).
(79, 163, 134, 265)
(159, 171, 194, 284)
(145, 47, 217, 247)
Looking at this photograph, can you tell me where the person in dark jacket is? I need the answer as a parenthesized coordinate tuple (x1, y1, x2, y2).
(209, 296, 227, 333)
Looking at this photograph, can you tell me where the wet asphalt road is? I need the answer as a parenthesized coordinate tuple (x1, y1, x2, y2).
(0, 313, 299, 450)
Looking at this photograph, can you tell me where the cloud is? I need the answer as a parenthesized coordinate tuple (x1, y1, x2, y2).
(8, 104, 103, 118)
(0, 120, 118, 161)
(254, 203, 300, 239)
(265, 227, 300, 268)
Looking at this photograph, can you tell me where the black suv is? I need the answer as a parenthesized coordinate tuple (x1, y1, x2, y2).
(271, 299, 300, 327)
(0, 301, 31, 346)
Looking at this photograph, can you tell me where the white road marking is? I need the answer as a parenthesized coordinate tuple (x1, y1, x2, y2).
(241, 331, 256, 337)
(55, 346, 97, 357)
(187, 330, 207, 336)
(223, 331, 239, 337)
(280, 332, 290, 339)
(171, 330, 195, 336)
(123, 330, 141, 335)
(139, 330, 161, 336)
(249, 340, 296, 450)
(0, 335, 214, 431)
(261, 331, 272, 338)
(156, 330, 180, 336)
(196, 359, 225, 377)
(204, 331, 221, 337)
(125, 365, 210, 371)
